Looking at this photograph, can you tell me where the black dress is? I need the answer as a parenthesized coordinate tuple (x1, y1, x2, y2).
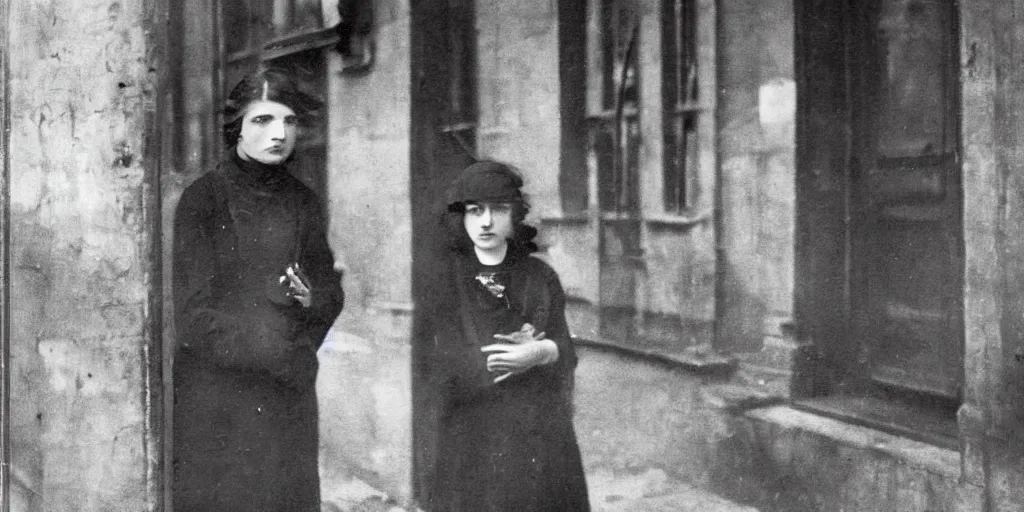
(171, 152, 344, 511)
(424, 248, 590, 512)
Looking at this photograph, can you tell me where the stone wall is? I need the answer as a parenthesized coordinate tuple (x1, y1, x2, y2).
(716, 0, 796, 354)
(319, 0, 415, 504)
(962, 1, 1024, 509)
(7, 0, 160, 509)
(574, 346, 985, 512)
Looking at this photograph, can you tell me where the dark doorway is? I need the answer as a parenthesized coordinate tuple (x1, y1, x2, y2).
(849, 0, 963, 400)
(795, 0, 963, 443)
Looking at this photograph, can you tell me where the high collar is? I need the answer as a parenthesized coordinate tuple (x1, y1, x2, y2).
(225, 147, 291, 191)
(456, 243, 526, 273)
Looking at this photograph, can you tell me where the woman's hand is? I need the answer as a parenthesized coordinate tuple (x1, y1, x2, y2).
(280, 263, 312, 308)
(481, 323, 559, 383)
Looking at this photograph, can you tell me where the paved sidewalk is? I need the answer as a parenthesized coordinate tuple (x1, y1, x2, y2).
(322, 469, 758, 512)
(588, 469, 758, 512)
(321, 477, 410, 512)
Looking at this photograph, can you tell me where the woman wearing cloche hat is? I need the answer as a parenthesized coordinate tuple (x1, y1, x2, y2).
(417, 160, 590, 511)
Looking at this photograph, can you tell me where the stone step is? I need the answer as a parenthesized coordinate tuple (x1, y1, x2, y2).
(589, 469, 758, 512)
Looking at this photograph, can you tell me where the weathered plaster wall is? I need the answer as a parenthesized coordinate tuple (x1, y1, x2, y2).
(319, 0, 415, 504)
(328, 0, 412, 313)
(957, 0, 1000, 501)
(717, 0, 796, 353)
(8, 0, 158, 509)
(962, 0, 1024, 509)
(475, 0, 561, 216)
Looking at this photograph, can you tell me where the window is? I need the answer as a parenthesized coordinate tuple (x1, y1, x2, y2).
(593, 0, 641, 215)
(561, 0, 713, 218)
(662, 0, 699, 213)
(438, 0, 478, 159)
(551, 0, 716, 356)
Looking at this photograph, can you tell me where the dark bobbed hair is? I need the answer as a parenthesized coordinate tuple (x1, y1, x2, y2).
(440, 195, 539, 255)
(222, 68, 325, 145)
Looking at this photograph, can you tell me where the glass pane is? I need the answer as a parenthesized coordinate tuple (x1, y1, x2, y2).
(876, 0, 950, 158)
(272, 0, 323, 36)
(222, 0, 249, 54)
(662, 0, 698, 107)
(601, 0, 640, 110)
(682, 0, 697, 103)
(620, 114, 640, 212)
(292, 0, 323, 32)
(662, 0, 698, 212)
(594, 115, 640, 213)
(663, 113, 697, 212)
(594, 123, 617, 211)
(445, 0, 476, 123)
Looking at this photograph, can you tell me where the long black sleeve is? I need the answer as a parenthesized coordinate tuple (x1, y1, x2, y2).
(295, 193, 344, 348)
(538, 264, 577, 374)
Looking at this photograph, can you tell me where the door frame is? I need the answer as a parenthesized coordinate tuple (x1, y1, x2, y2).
(409, 0, 479, 505)
(845, 0, 964, 400)
(0, 0, 10, 507)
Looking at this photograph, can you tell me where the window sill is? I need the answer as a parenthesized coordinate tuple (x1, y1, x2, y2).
(367, 301, 415, 316)
(539, 214, 592, 225)
(539, 211, 711, 227)
(572, 336, 737, 376)
(746, 405, 961, 480)
(792, 394, 959, 451)
(644, 211, 711, 227)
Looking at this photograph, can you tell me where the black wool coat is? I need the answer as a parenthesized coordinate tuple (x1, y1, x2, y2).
(171, 154, 343, 512)
(419, 248, 590, 512)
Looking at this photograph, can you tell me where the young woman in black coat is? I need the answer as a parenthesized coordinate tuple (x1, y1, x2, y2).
(421, 160, 590, 512)
(171, 69, 344, 511)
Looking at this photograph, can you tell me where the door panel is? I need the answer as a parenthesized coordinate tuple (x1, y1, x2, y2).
(852, 0, 961, 399)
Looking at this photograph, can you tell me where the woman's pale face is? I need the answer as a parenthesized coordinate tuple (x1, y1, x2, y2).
(236, 100, 298, 165)
(463, 202, 515, 253)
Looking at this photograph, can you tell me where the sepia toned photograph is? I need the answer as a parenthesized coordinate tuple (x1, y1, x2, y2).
(0, 0, 1018, 510)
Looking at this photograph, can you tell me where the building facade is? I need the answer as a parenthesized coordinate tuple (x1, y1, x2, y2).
(3, 0, 1024, 511)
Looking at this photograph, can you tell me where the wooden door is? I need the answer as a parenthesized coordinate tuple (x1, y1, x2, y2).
(850, 0, 962, 399)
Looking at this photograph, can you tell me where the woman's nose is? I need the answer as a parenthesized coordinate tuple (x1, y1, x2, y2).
(269, 120, 287, 140)
(480, 208, 493, 226)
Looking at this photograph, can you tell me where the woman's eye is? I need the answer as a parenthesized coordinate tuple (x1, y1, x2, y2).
(465, 206, 482, 215)
(250, 116, 271, 124)
(284, 116, 299, 126)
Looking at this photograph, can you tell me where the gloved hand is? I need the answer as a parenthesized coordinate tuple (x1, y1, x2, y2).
(277, 263, 313, 308)
(481, 323, 559, 383)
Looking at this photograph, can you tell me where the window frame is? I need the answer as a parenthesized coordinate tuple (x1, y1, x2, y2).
(661, 0, 701, 214)
(567, 0, 715, 224)
(436, 0, 479, 160)
(544, 0, 719, 355)
(791, 0, 963, 450)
